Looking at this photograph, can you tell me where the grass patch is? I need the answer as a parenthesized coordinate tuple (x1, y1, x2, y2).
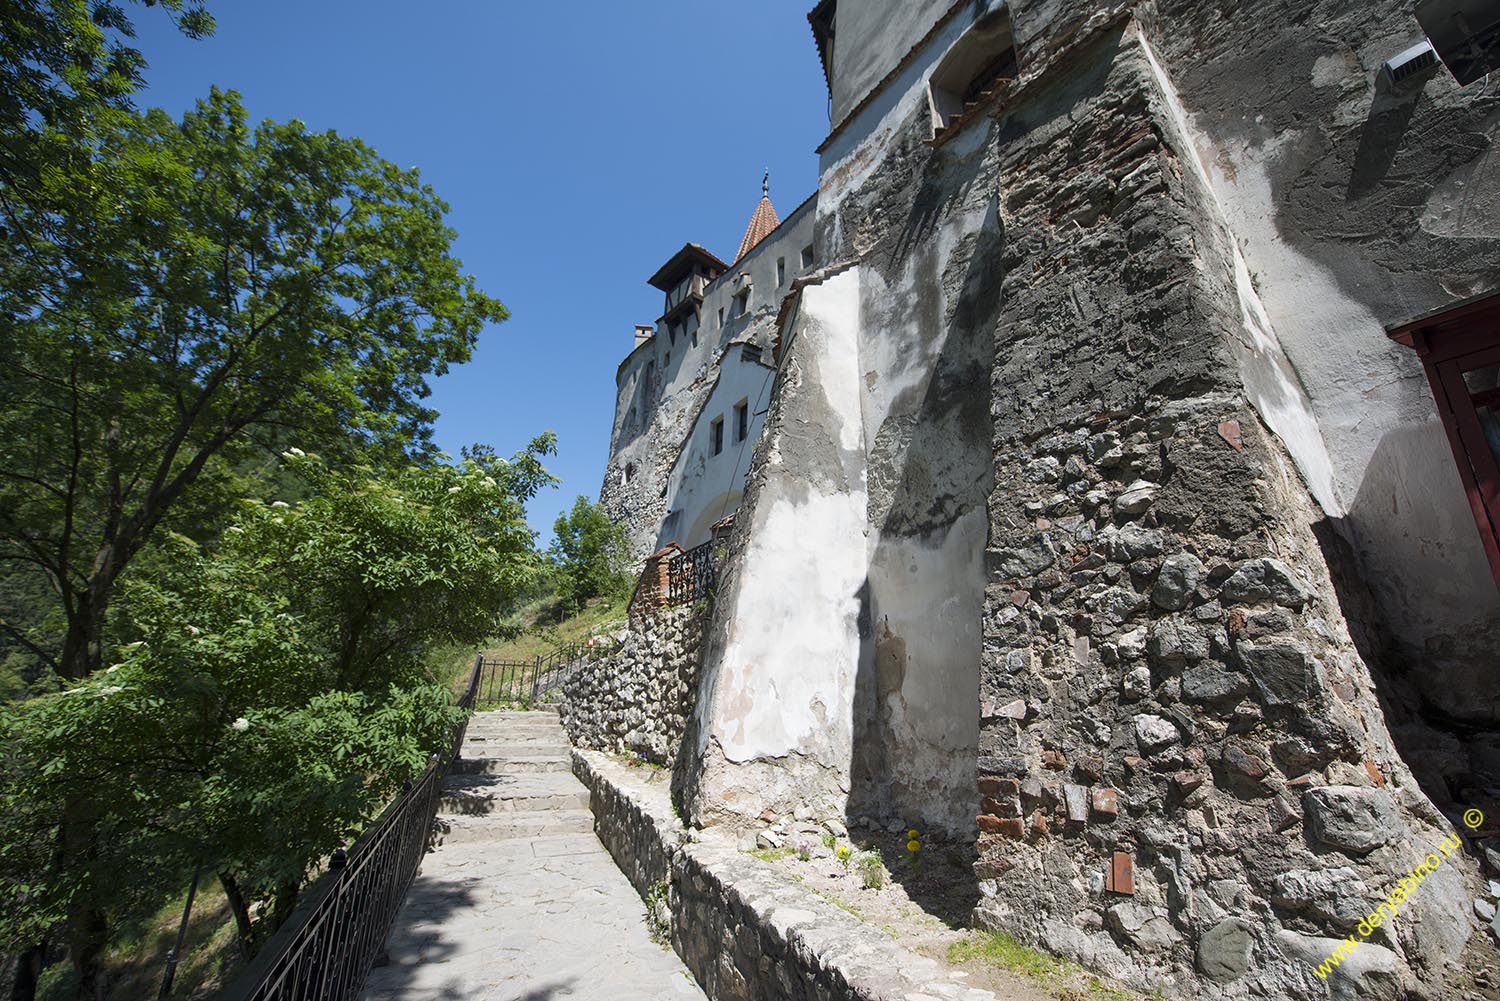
(748, 845, 799, 862)
(948, 929, 1061, 980)
(433, 593, 629, 701)
(35, 881, 244, 1000)
(947, 930, 1161, 1001)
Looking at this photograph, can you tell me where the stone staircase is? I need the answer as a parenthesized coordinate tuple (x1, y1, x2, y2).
(436, 709, 594, 845)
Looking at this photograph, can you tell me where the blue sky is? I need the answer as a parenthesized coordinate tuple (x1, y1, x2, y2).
(132, 0, 830, 543)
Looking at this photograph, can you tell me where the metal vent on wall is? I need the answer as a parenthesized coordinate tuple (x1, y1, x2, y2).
(1382, 40, 1441, 85)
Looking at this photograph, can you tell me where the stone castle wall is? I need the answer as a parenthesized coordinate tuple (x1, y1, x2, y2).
(560, 604, 707, 766)
(948, 19, 1477, 1001)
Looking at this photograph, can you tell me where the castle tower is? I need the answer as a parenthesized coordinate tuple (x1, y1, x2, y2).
(733, 170, 781, 263)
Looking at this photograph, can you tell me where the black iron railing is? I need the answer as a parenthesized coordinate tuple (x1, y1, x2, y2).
(667, 541, 716, 606)
(476, 638, 605, 706)
(217, 656, 482, 1001)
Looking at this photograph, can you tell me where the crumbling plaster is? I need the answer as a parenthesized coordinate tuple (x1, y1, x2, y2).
(1131, 0, 1500, 724)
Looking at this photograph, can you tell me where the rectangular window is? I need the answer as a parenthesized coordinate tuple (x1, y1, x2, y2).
(801, 245, 814, 268)
(711, 416, 724, 456)
(777, 257, 786, 286)
(734, 401, 749, 442)
(717, 307, 725, 327)
(733, 289, 750, 317)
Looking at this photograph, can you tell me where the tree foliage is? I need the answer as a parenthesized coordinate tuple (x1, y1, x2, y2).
(0, 88, 508, 682)
(0, 445, 555, 959)
(548, 495, 632, 613)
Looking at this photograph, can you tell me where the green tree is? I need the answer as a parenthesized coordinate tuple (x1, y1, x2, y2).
(0, 446, 555, 985)
(548, 495, 632, 613)
(0, 88, 508, 686)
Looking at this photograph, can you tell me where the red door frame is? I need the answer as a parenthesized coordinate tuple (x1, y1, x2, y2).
(1388, 290, 1500, 591)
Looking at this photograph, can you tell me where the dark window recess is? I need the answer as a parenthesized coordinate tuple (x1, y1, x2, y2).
(624, 462, 636, 483)
(929, 7, 1016, 138)
(735, 401, 749, 442)
(711, 417, 725, 456)
(1388, 290, 1500, 590)
(963, 48, 1018, 105)
(801, 245, 814, 269)
(742, 343, 763, 365)
(777, 257, 786, 286)
(733, 289, 750, 317)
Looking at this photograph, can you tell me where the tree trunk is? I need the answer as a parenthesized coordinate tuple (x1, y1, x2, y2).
(7, 943, 41, 1001)
(218, 873, 256, 963)
(61, 799, 107, 1001)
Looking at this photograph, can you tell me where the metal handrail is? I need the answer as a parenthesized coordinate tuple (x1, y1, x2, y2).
(217, 656, 483, 1001)
(475, 637, 606, 706)
(666, 541, 716, 606)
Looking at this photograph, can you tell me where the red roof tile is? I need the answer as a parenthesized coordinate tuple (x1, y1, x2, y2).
(734, 194, 781, 263)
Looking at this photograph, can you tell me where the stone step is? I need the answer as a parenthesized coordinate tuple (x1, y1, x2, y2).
(463, 736, 567, 749)
(435, 809, 595, 843)
(469, 710, 558, 720)
(439, 773, 590, 815)
(464, 723, 565, 736)
(452, 754, 570, 775)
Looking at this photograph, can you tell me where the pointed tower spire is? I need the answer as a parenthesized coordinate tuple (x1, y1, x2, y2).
(735, 171, 781, 263)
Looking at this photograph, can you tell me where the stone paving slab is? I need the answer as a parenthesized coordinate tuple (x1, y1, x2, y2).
(361, 711, 705, 1001)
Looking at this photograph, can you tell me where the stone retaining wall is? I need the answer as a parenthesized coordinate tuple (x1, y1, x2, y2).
(572, 749, 997, 1001)
(560, 604, 706, 765)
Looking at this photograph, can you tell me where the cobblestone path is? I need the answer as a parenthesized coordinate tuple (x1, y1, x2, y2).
(361, 710, 706, 1001)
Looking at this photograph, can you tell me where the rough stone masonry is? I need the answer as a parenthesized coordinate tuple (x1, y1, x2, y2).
(591, 1, 1500, 999)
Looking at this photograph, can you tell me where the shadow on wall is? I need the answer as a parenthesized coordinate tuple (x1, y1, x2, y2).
(1347, 76, 1428, 201)
(1314, 422, 1500, 828)
(844, 163, 1007, 920)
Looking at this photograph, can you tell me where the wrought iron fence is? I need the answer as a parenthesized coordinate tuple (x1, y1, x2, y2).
(217, 656, 482, 1001)
(667, 541, 716, 606)
(475, 638, 605, 706)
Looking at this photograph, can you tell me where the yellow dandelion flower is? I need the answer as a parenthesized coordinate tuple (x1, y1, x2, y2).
(908, 829, 919, 839)
(907, 839, 921, 852)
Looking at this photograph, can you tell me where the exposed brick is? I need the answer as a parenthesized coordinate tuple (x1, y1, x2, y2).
(977, 776, 1004, 797)
(1092, 786, 1119, 817)
(1075, 755, 1104, 782)
(1063, 783, 1091, 823)
(1105, 851, 1135, 895)
(1216, 419, 1244, 452)
(1030, 811, 1049, 836)
(976, 814, 1006, 834)
(1172, 770, 1205, 795)
(1364, 760, 1386, 788)
(1042, 749, 1069, 770)
(982, 795, 1023, 818)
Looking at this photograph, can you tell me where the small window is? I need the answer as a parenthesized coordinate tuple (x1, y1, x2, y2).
(717, 307, 725, 327)
(691, 329, 698, 348)
(801, 245, 814, 269)
(777, 257, 786, 286)
(711, 416, 725, 456)
(734, 400, 749, 442)
(624, 462, 636, 483)
(664, 351, 671, 368)
(742, 343, 763, 365)
(733, 289, 750, 317)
